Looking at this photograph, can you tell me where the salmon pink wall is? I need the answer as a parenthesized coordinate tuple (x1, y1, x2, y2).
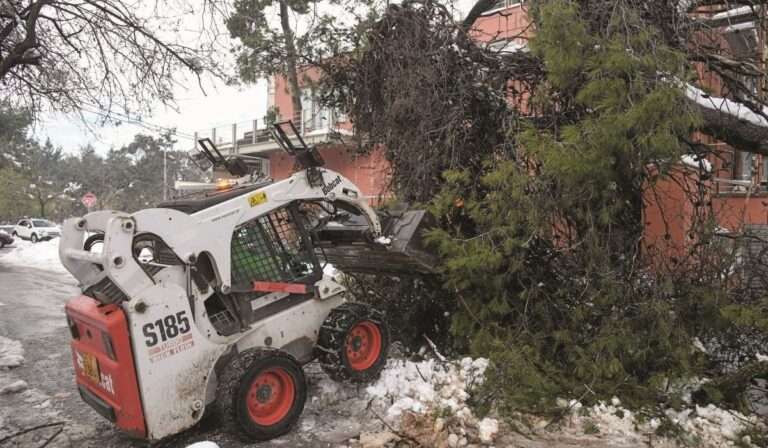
(267, 146, 391, 204)
(471, 4, 531, 42)
(643, 168, 698, 258)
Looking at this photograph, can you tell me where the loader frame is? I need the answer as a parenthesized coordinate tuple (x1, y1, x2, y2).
(59, 168, 381, 439)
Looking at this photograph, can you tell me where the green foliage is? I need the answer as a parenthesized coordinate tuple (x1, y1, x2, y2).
(0, 125, 203, 222)
(0, 103, 34, 170)
(318, 0, 766, 419)
(227, 0, 374, 83)
(423, 0, 731, 412)
(0, 167, 35, 220)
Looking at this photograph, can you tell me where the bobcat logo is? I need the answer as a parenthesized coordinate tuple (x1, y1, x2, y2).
(322, 175, 342, 196)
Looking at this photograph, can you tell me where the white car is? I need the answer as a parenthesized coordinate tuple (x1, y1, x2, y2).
(13, 218, 61, 243)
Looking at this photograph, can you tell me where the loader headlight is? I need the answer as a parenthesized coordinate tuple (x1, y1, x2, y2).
(216, 179, 236, 191)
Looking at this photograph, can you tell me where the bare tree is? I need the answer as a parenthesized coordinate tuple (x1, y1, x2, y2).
(0, 0, 225, 119)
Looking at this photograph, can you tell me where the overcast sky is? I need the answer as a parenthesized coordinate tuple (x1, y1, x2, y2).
(35, 0, 477, 154)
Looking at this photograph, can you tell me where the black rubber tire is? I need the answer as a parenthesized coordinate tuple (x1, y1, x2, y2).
(316, 302, 389, 383)
(0, 241, 5, 249)
(214, 348, 307, 442)
(11, 231, 16, 237)
(30, 234, 38, 243)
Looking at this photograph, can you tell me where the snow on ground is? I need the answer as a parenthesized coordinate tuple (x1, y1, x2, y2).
(0, 238, 67, 274)
(185, 442, 220, 448)
(351, 356, 765, 448)
(0, 335, 24, 368)
(365, 357, 488, 421)
(553, 398, 763, 447)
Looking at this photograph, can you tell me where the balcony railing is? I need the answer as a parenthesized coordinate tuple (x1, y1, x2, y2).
(713, 177, 768, 195)
(193, 108, 347, 155)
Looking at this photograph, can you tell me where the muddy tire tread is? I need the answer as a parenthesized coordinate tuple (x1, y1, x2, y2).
(213, 348, 306, 442)
(316, 302, 389, 383)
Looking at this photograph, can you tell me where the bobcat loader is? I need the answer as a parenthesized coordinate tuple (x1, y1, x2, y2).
(58, 122, 434, 441)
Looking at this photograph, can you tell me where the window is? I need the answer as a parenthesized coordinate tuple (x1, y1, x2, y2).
(735, 151, 754, 182)
(250, 157, 270, 178)
(230, 205, 320, 290)
(300, 89, 331, 132)
(482, 0, 525, 15)
(32, 219, 53, 227)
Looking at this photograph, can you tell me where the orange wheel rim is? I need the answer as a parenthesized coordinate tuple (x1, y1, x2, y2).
(346, 321, 382, 371)
(246, 367, 295, 426)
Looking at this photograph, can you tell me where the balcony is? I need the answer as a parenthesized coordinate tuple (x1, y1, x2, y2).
(193, 108, 351, 156)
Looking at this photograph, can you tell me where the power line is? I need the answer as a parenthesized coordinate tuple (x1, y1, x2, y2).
(78, 106, 198, 140)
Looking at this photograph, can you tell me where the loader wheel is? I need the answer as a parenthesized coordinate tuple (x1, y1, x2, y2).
(214, 349, 307, 441)
(316, 302, 389, 383)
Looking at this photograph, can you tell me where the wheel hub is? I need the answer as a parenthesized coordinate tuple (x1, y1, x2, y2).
(256, 384, 272, 403)
(351, 335, 363, 351)
(345, 321, 383, 371)
(246, 367, 296, 426)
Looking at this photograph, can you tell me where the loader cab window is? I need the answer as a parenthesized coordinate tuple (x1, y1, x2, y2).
(230, 204, 321, 290)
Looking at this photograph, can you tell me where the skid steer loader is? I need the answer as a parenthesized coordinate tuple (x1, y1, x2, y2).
(58, 122, 434, 441)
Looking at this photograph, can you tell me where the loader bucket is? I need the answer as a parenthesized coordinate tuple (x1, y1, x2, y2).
(315, 209, 438, 275)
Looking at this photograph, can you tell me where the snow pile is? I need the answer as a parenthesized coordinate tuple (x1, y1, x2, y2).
(0, 336, 25, 368)
(0, 238, 67, 274)
(477, 417, 499, 443)
(374, 236, 392, 245)
(665, 405, 760, 444)
(556, 396, 763, 447)
(366, 357, 489, 420)
(185, 442, 220, 448)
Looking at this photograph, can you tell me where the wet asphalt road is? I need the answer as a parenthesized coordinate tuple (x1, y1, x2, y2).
(0, 257, 382, 448)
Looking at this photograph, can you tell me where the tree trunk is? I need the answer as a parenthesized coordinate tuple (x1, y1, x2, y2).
(279, 0, 303, 126)
(37, 194, 46, 218)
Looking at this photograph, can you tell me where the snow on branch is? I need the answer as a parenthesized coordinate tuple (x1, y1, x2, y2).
(685, 83, 768, 129)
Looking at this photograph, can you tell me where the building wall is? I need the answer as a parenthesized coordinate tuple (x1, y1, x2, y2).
(471, 2, 531, 43)
(267, 145, 391, 204)
(646, 6, 768, 247)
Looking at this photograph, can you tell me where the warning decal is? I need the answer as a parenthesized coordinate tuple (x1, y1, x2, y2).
(249, 191, 267, 207)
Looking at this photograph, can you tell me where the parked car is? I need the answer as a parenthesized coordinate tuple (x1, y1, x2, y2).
(0, 228, 13, 248)
(13, 218, 61, 243)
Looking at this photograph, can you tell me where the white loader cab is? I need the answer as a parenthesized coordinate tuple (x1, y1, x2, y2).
(56, 123, 398, 441)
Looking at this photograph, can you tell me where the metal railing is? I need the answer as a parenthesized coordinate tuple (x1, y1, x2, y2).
(193, 108, 347, 155)
(713, 177, 768, 195)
